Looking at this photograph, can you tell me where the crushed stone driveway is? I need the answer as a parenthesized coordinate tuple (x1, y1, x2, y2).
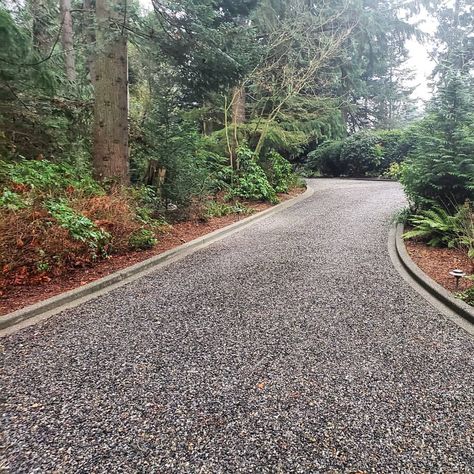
(2, 179, 474, 473)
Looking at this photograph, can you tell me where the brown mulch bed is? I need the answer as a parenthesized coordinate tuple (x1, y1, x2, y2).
(0, 189, 304, 316)
(406, 240, 474, 293)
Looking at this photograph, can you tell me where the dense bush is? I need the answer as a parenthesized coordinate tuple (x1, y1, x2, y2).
(306, 140, 344, 176)
(339, 132, 383, 177)
(377, 129, 415, 170)
(306, 129, 413, 178)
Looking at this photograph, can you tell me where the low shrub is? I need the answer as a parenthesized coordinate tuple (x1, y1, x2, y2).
(128, 228, 157, 250)
(227, 146, 278, 203)
(383, 162, 405, 180)
(0, 189, 28, 210)
(46, 199, 111, 258)
(203, 201, 252, 219)
(262, 151, 295, 193)
(403, 203, 474, 258)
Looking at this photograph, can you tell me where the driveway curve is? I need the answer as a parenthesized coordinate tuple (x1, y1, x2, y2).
(2, 179, 474, 473)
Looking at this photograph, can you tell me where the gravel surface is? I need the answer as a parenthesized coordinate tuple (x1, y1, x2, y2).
(2, 179, 474, 473)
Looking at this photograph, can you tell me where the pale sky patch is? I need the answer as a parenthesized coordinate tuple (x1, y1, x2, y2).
(404, 8, 437, 104)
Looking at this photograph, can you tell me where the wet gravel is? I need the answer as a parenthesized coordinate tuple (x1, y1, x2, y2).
(2, 179, 474, 473)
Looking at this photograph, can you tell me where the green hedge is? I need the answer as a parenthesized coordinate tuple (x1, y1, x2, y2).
(306, 128, 415, 178)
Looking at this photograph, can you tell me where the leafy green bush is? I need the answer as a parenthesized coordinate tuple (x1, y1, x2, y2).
(227, 146, 278, 203)
(262, 151, 294, 193)
(383, 162, 405, 180)
(340, 132, 383, 177)
(306, 129, 413, 178)
(46, 199, 111, 257)
(377, 129, 415, 170)
(128, 228, 157, 250)
(306, 140, 344, 176)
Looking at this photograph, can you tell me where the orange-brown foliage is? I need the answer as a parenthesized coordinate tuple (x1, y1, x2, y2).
(0, 190, 156, 290)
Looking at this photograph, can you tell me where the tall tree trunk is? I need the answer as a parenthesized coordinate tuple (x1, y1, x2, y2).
(92, 0, 129, 184)
(83, 0, 96, 85)
(231, 85, 245, 169)
(30, 0, 52, 55)
(59, 0, 76, 81)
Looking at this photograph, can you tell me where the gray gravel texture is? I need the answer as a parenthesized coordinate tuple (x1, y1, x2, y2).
(2, 179, 474, 473)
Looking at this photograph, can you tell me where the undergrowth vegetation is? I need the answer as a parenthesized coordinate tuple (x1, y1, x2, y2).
(403, 204, 474, 259)
(0, 160, 166, 289)
(0, 152, 302, 291)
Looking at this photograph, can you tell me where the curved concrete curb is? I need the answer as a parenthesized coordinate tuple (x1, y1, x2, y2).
(310, 177, 397, 182)
(0, 186, 314, 335)
(392, 223, 474, 330)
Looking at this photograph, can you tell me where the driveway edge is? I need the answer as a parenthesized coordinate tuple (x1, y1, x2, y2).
(1, 185, 314, 335)
(390, 223, 474, 332)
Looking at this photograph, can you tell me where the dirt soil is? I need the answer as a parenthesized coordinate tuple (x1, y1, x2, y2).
(406, 240, 473, 293)
(0, 189, 304, 316)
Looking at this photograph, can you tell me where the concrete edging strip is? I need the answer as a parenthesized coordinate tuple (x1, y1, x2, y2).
(310, 176, 397, 182)
(392, 222, 474, 330)
(0, 185, 315, 334)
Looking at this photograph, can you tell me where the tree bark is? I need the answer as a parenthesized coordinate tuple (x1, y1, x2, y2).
(59, 0, 76, 81)
(83, 0, 96, 85)
(232, 85, 246, 125)
(30, 0, 52, 55)
(92, 0, 129, 184)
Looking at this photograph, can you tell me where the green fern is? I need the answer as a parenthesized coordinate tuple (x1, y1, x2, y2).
(403, 205, 474, 251)
(403, 208, 460, 247)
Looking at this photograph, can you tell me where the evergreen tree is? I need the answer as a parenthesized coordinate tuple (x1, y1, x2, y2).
(401, 74, 474, 209)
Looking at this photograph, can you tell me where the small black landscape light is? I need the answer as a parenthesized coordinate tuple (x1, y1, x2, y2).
(449, 269, 466, 289)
